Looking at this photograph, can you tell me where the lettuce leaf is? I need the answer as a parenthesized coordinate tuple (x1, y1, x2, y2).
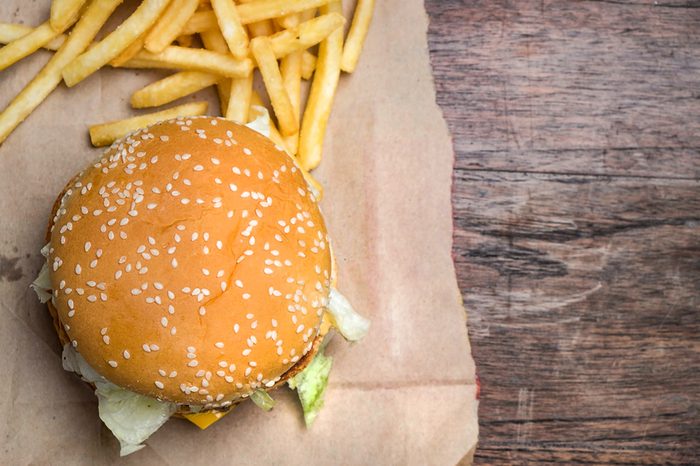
(327, 288, 370, 341)
(249, 389, 276, 411)
(288, 349, 333, 427)
(30, 261, 52, 304)
(62, 345, 176, 456)
(245, 105, 272, 138)
(95, 383, 176, 456)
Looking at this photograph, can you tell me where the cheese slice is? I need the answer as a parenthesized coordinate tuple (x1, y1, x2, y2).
(183, 409, 232, 430)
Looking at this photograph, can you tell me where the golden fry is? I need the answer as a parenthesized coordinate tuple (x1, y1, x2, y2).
(176, 34, 194, 47)
(0, 23, 66, 50)
(211, 0, 249, 59)
(301, 50, 316, 80)
(237, 0, 275, 37)
(267, 13, 345, 58)
(200, 27, 231, 114)
(50, 0, 87, 32)
(180, 10, 217, 35)
(89, 101, 208, 146)
(298, 0, 343, 170)
(144, 0, 200, 53)
(0, 22, 66, 72)
(63, 0, 172, 87)
(226, 73, 253, 124)
(122, 46, 252, 78)
(250, 36, 298, 136)
(131, 71, 220, 108)
(237, 0, 330, 25)
(109, 33, 146, 67)
(0, 0, 123, 144)
(340, 0, 374, 73)
(280, 14, 302, 154)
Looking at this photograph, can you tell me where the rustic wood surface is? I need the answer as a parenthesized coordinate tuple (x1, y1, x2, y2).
(425, 1, 700, 464)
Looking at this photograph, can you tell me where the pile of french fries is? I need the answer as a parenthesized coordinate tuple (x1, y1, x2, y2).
(0, 0, 374, 172)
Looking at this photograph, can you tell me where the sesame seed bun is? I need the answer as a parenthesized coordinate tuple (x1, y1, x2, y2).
(46, 116, 332, 408)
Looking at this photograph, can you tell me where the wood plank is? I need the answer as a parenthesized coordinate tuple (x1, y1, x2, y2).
(452, 170, 700, 462)
(427, 0, 700, 178)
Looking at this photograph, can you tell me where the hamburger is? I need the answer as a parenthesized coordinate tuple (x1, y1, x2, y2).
(31, 114, 369, 455)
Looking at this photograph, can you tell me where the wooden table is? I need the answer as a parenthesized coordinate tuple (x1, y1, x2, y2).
(426, 1, 700, 463)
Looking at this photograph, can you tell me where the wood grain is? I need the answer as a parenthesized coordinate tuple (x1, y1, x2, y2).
(426, 0, 700, 463)
(428, 0, 700, 178)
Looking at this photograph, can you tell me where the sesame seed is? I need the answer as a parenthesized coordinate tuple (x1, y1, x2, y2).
(161, 317, 168, 327)
(123, 350, 130, 359)
(215, 342, 224, 348)
(155, 381, 164, 389)
(188, 360, 199, 367)
(108, 360, 118, 368)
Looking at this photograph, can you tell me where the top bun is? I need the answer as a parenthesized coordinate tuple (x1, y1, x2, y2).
(47, 117, 332, 407)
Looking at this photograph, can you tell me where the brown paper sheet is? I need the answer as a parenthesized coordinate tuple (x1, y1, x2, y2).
(0, 1, 478, 464)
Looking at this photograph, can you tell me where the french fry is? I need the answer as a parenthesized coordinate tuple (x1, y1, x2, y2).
(266, 13, 345, 59)
(62, 0, 172, 87)
(131, 71, 220, 108)
(176, 34, 194, 47)
(199, 26, 228, 53)
(109, 33, 146, 67)
(276, 6, 316, 30)
(200, 27, 231, 114)
(340, 0, 374, 73)
(50, 0, 88, 32)
(247, 20, 274, 38)
(298, 0, 343, 170)
(237, 0, 274, 37)
(237, 0, 330, 25)
(180, 10, 216, 35)
(301, 50, 316, 80)
(0, 22, 67, 72)
(226, 72, 253, 124)
(0, 0, 123, 144)
(144, 0, 199, 53)
(211, 0, 249, 59)
(89, 101, 208, 146)
(280, 14, 302, 154)
(250, 37, 298, 136)
(0, 23, 66, 51)
(122, 46, 252, 78)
